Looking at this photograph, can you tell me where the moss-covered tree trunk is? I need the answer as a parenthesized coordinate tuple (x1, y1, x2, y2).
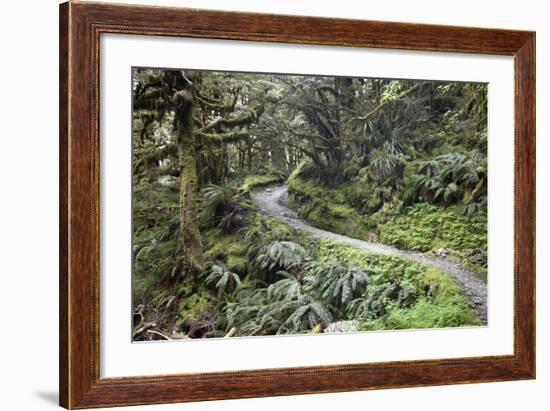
(174, 88, 204, 276)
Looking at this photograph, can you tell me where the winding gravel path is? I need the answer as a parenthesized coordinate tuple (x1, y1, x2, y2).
(251, 185, 488, 324)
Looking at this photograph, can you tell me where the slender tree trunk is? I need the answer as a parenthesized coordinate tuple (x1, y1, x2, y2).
(237, 143, 245, 170)
(174, 89, 204, 276)
(247, 141, 253, 171)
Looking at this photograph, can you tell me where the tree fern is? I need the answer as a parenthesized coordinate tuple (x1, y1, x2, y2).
(204, 263, 241, 297)
(199, 183, 243, 232)
(267, 271, 303, 301)
(415, 151, 485, 206)
(305, 260, 369, 307)
(279, 296, 333, 333)
(257, 241, 307, 270)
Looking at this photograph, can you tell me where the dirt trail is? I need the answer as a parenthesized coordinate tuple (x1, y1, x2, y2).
(251, 185, 488, 324)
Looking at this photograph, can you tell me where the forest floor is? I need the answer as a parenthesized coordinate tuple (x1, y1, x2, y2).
(251, 185, 488, 324)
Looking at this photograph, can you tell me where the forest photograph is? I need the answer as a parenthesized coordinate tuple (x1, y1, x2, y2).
(131, 67, 488, 342)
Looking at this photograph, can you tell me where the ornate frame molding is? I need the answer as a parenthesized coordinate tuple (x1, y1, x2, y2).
(59, 2, 535, 408)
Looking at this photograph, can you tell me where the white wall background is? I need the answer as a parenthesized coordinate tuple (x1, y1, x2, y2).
(0, 0, 547, 410)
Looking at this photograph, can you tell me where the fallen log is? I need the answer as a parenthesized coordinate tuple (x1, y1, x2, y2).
(147, 329, 173, 340)
(132, 321, 156, 339)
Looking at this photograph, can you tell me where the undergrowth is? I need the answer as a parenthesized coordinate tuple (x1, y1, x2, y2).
(314, 240, 480, 330)
(287, 172, 487, 275)
(287, 174, 375, 240)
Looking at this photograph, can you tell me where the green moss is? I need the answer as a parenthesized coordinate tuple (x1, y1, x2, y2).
(288, 176, 374, 240)
(464, 261, 488, 282)
(133, 274, 165, 307)
(176, 288, 216, 323)
(247, 213, 306, 244)
(379, 203, 487, 262)
(288, 174, 346, 203)
(203, 228, 249, 275)
(382, 297, 480, 329)
(240, 174, 282, 193)
(357, 318, 388, 331)
(227, 255, 248, 273)
(360, 297, 480, 331)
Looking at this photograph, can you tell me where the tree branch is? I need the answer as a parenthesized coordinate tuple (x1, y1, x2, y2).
(132, 322, 157, 339)
(352, 83, 422, 123)
(197, 130, 251, 146)
(198, 104, 264, 133)
(147, 329, 173, 340)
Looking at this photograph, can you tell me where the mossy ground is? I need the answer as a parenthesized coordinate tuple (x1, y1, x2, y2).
(175, 287, 216, 327)
(203, 228, 249, 275)
(379, 203, 487, 279)
(240, 174, 282, 193)
(378, 203, 487, 254)
(287, 175, 375, 240)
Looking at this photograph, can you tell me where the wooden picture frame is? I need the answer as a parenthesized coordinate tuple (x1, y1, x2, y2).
(59, 1, 535, 408)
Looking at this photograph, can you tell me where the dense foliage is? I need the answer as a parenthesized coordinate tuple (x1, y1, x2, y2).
(132, 68, 486, 340)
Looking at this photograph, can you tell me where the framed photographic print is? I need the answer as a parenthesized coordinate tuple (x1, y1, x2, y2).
(59, 1, 535, 408)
